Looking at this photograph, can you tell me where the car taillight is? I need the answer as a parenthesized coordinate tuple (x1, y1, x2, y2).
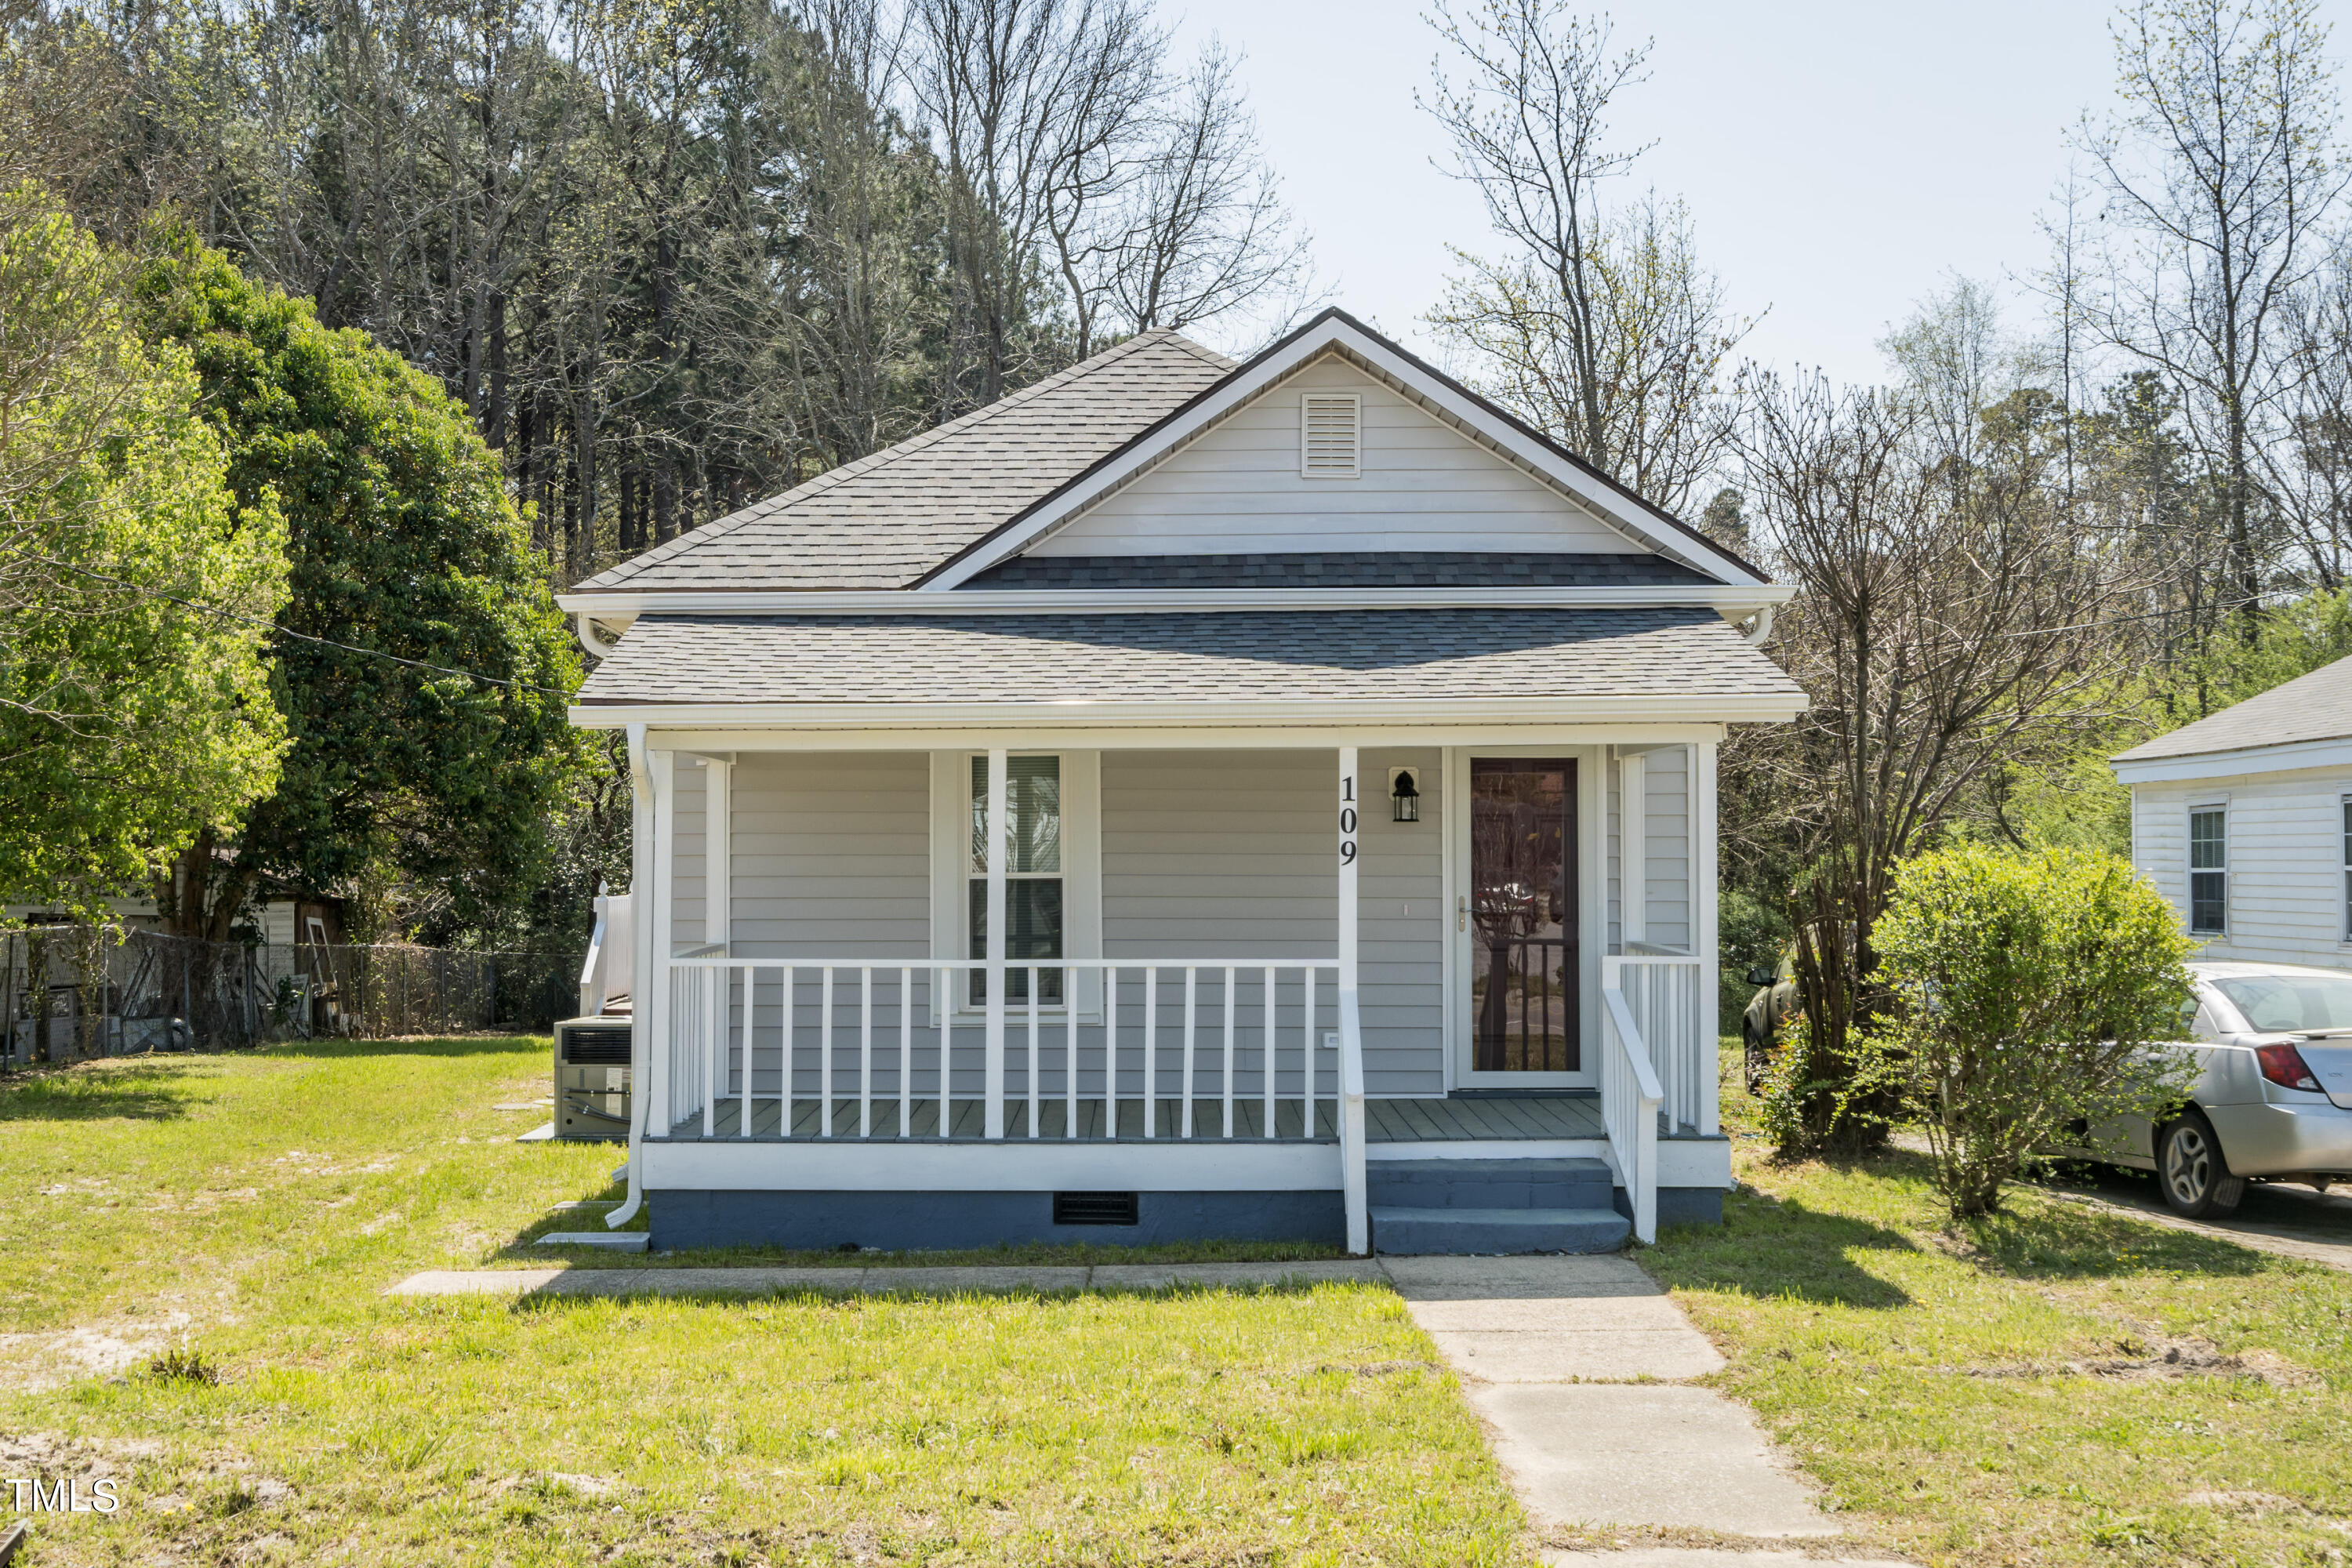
(2256, 1043, 2323, 1093)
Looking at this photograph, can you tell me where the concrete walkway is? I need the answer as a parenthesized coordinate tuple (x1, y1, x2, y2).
(390, 1254, 1909, 1563)
(1386, 1256, 1907, 1566)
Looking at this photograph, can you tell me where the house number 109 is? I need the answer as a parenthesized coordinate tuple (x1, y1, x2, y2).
(1339, 775, 1358, 865)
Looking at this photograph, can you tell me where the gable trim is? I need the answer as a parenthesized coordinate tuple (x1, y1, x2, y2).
(915, 308, 1770, 592)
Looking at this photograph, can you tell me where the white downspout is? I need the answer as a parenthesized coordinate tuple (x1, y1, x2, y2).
(576, 612, 619, 659)
(607, 722, 655, 1229)
(1740, 604, 1777, 647)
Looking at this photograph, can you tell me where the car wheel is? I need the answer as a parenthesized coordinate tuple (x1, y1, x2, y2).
(2157, 1109, 2246, 1218)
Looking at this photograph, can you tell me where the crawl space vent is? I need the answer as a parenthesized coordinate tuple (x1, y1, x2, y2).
(1054, 1191, 1140, 1226)
(1300, 393, 1361, 477)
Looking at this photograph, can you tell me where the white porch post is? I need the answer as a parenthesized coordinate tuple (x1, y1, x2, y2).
(607, 724, 659, 1231)
(648, 747, 677, 1137)
(1693, 740, 1721, 1137)
(984, 748, 1009, 1138)
(1619, 749, 1647, 948)
(1338, 746, 1368, 1256)
(704, 755, 731, 951)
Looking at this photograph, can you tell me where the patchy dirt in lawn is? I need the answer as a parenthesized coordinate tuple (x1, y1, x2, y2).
(1947, 1335, 2318, 1388)
(0, 1326, 169, 1390)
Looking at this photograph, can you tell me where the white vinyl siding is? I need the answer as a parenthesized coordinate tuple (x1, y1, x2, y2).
(724, 751, 931, 959)
(1098, 749, 1445, 1096)
(1606, 744, 1693, 954)
(2130, 766, 2352, 963)
(1032, 356, 1642, 557)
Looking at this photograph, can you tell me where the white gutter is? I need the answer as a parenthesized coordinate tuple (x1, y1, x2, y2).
(568, 693, 1809, 731)
(606, 721, 654, 1232)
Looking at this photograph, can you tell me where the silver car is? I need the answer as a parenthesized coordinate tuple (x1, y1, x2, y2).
(2063, 960, 2352, 1218)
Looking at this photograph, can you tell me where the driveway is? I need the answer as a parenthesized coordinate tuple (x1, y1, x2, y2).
(2038, 1165, 2352, 1273)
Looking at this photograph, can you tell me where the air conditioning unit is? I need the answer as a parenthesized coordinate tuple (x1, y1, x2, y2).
(554, 1017, 633, 1140)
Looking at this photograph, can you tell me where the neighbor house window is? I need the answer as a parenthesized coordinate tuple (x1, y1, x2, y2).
(2189, 804, 2227, 935)
(970, 756, 1062, 1004)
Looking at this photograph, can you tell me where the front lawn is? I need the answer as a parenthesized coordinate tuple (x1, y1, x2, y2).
(0, 1039, 1525, 1566)
(1642, 1041, 2352, 1566)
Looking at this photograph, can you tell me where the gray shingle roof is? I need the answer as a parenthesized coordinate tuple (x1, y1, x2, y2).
(571, 329, 1236, 593)
(958, 552, 1715, 590)
(2112, 652, 2352, 764)
(575, 608, 1805, 707)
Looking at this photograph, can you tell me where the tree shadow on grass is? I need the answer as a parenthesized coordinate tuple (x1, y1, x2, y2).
(1646, 1182, 1920, 1308)
(1960, 1192, 2277, 1282)
(0, 1060, 201, 1122)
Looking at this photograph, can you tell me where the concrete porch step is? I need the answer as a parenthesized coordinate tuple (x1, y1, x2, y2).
(1367, 1156, 1614, 1211)
(1370, 1204, 1631, 1255)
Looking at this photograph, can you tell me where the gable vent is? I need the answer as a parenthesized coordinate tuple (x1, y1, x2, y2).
(1301, 393, 1362, 478)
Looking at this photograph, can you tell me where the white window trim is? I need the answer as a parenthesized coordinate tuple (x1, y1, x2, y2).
(928, 750, 1102, 1018)
(2339, 793, 2352, 946)
(2187, 797, 2228, 938)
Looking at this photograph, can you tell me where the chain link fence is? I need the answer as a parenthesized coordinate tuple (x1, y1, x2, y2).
(2, 927, 584, 1065)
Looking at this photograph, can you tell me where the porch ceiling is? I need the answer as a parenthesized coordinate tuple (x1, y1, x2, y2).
(572, 608, 1805, 718)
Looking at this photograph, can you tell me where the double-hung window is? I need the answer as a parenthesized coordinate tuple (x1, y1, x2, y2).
(2188, 804, 2227, 935)
(970, 756, 1063, 1004)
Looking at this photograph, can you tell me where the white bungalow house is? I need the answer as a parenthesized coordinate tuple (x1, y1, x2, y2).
(2113, 652, 2352, 965)
(557, 309, 1804, 1255)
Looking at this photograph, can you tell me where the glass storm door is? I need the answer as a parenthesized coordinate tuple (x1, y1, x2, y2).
(1468, 758, 1578, 1074)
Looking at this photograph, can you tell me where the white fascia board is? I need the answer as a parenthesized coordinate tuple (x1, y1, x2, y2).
(570, 695, 1809, 733)
(555, 583, 1796, 622)
(918, 319, 1772, 592)
(614, 721, 1731, 753)
(638, 1137, 1342, 1192)
(2113, 735, 2352, 784)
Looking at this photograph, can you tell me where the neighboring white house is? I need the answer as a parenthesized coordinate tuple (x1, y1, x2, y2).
(555, 308, 1806, 1255)
(2113, 653, 2352, 967)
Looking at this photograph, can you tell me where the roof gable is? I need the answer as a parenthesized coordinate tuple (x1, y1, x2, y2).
(1022, 354, 1642, 558)
(569, 328, 1234, 593)
(921, 309, 1767, 590)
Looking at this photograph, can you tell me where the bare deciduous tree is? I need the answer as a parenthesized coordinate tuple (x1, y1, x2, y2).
(2076, 0, 2350, 627)
(1420, 0, 1747, 516)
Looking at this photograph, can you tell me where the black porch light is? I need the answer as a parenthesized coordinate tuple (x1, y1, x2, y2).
(1390, 768, 1421, 822)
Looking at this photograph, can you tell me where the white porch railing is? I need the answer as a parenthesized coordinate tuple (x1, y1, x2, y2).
(1598, 983, 1664, 1244)
(1606, 953, 1715, 1136)
(1599, 952, 1710, 1246)
(659, 957, 1350, 1145)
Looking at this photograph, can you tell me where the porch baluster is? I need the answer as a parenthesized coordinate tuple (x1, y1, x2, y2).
(1026, 968, 1040, 1140)
(898, 965, 913, 1140)
(779, 967, 794, 1139)
(1221, 965, 1236, 1139)
(858, 967, 873, 1138)
(1105, 967, 1120, 1137)
(819, 967, 835, 1138)
(1065, 981, 1079, 1141)
(1261, 965, 1276, 1140)
(1142, 967, 1158, 1138)
(738, 966, 754, 1137)
(1181, 967, 1197, 1138)
(1303, 967, 1316, 1138)
(702, 965, 718, 1138)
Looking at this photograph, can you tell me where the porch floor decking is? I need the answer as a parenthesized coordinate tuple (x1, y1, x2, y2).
(655, 1093, 1613, 1143)
(1364, 1094, 1606, 1142)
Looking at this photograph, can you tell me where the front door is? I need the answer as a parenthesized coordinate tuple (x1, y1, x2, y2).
(1465, 757, 1579, 1078)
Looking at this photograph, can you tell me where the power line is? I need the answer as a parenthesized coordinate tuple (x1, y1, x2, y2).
(35, 557, 574, 697)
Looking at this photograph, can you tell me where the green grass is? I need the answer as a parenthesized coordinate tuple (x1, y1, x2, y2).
(0, 1039, 1526, 1566)
(1638, 1040, 2352, 1567)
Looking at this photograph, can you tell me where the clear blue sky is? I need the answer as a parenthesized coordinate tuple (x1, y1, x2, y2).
(1163, 0, 2351, 385)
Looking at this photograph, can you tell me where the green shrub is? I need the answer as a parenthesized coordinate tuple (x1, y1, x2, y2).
(1861, 844, 2194, 1218)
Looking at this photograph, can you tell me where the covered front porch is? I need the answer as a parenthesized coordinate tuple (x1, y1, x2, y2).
(613, 725, 1728, 1253)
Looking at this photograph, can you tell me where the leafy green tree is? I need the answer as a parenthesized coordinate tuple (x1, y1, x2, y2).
(1860, 844, 2195, 1218)
(0, 187, 288, 909)
(130, 234, 581, 942)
